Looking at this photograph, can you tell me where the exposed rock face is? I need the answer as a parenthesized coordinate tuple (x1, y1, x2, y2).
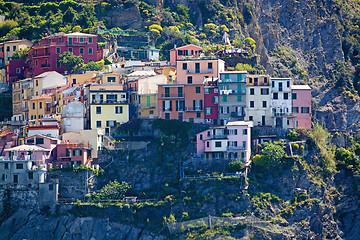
(0, 208, 164, 240)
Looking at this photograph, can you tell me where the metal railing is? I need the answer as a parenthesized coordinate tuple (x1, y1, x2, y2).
(185, 107, 203, 112)
(41, 64, 50, 68)
(220, 89, 246, 95)
(273, 112, 292, 117)
(186, 69, 213, 74)
(227, 146, 246, 151)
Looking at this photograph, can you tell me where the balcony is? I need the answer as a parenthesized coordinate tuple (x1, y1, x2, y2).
(22, 106, 29, 111)
(33, 53, 50, 58)
(209, 135, 227, 139)
(91, 99, 128, 104)
(273, 112, 292, 117)
(230, 112, 244, 117)
(185, 107, 203, 112)
(160, 93, 185, 99)
(186, 69, 213, 74)
(67, 42, 89, 46)
(219, 79, 245, 83)
(140, 104, 156, 109)
(220, 89, 246, 95)
(227, 146, 246, 151)
(41, 64, 50, 68)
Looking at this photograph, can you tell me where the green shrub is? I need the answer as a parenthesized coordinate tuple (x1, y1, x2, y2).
(226, 161, 245, 172)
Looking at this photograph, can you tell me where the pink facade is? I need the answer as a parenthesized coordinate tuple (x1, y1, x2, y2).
(196, 121, 253, 163)
(169, 44, 202, 66)
(55, 143, 91, 168)
(204, 79, 219, 124)
(28, 33, 98, 77)
(158, 84, 204, 123)
(26, 134, 59, 163)
(291, 85, 311, 129)
(176, 59, 225, 84)
(4, 146, 49, 165)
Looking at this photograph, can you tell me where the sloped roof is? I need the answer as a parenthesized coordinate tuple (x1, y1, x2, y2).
(5, 144, 50, 152)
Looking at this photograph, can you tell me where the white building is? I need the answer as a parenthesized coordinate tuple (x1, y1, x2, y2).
(61, 100, 86, 133)
(270, 78, 294, 129)
(33, 71, 68, 96)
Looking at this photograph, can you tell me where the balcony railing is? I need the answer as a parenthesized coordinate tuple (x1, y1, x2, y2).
(220, 89, 246, 95)
(160, 93, 185, 99)
(227, 146, 247, 151)
(273, 112, 292, 117)
(209, 135, 227, 139)
(230, 112, 244, 117)
(186, 69, 213, 74)
(140, 104, 156, 109)
(91, 99, 128, 104)
(185, 107, 203, 112)
(67, 42, 89, 46)
(219, 79, 246, 83)
(41, 64, 50, 68)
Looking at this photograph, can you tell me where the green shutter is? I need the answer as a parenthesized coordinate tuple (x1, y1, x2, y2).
(237, 84, 242, 93)
(212, 97, 215, 103)
(224, 74, 229, 79)
(210, 107, 213, 114)
(237, 74, 242, 82)
(223, 96, 228, 102)
(237, 95, 242, 102)
(146, 96, 151, 107)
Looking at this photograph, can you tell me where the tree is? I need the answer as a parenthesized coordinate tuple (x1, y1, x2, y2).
(96, 180, 131, 200)
(253, 142, 285, 170)
(245, 37, 256, 53)
(11, 47, 30, 60)
(235, 63, 256, 72)
(59, 51, 84, 72)
(84, 61, 103, 71)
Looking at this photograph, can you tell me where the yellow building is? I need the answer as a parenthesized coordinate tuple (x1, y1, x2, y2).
(89, 85, 129, 132)
(1, 39, 32, 64)
(101, 72, 122, 85)
(66, 71, 97, 86)
(29, 94, 52, 122)
(155, 66, 176, 83)
(138, 94, 157, 118)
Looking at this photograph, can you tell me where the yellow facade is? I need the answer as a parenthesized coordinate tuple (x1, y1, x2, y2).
(29, 94, 51, 122)
(155, 66, 176, 83)
(101, 72, 121, 84)
(138, 94, 158, 118)
(67, 72, 97, 86)
(89, 85, 129, 129)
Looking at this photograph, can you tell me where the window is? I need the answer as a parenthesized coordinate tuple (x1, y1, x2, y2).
(88, 48, 93, 54)
(273, 93, 278, 99)
(206, 141, 210, 147)
(68, 47, 73, 53)
(56, 47, 60, 54)
(264, 77, 268, 83)
(223, 96, 227, 102)
(284, 93, 289, 99)
(243, 141, 246, 148)
(250, 88, 254, 95)
(29, 172, 33, 180)
(196, 86, 201, 93)
(187, 76, 192, 84)
(5, 163, 9, 169)
(250, 101, 254, 108)
(36, 137, 44, 144)
(2, 174, 6, 181)
(96, 106, 101, 114)
(6, 46, 10, 52)
(205, 107, 212, 115)
(200, 134, 203, 140)
(115, 106, 123, 114)
(195, 63, 200, 73)
(49, 184, 54, 191)
(35, 60, 38, 66)
(56, 59, 61, 68)
(89, 37, 93, 43)
(80, 37, 84, 43)
(287, 81, 290, 88)
(182, 63, 187, 70)
(243, 129, 247, 135)
(249, 116, 253, 121)
(261, 88, 269, 95)
(16, 68, 20, 74)
(279, 82, 283, 91)
(13, 46, 16, 51)
(292, 107, 299, 113)
(0, 47, 3, 52)
(301, 107, 310, 113)
(215, 141, 221, 147)
(165, 113, 170, 120)
(13, 175, 18, 184)
(106, 77, 115, 83)
(16, 163, 23, 169)
(80, 48, 84, 54)
(39, 102, 42, 109)
(163, 100, 172, 111)
(96, 121, 101, 128)
(208, 62, 213, 69)
(237, 95, 242, 102)
(196, 112, 201, 118)
(292, 93, 297, 100)
(249, 77, 252, 83)
(106, 120, 116, 127)
(32, 103, 35, 109)
(262, 101, 267, 108)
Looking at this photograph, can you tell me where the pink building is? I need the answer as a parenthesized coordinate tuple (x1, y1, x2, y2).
(28, 32, 99, 77)
(204, 78, 219, 125)
(169, 44, 203, 66)
(176, 59, 225, 84)
(55, 143, 92, 168)
(158, 83, 204, 123)
(26, 134, 60, 164)
(291, 85, 312, 129)
(196, 121, 253, 163)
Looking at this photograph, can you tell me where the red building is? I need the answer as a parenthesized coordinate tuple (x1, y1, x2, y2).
(204, 78, 219, 125)
(27, 32, 100, 77)
(55, 143, 92, 168)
